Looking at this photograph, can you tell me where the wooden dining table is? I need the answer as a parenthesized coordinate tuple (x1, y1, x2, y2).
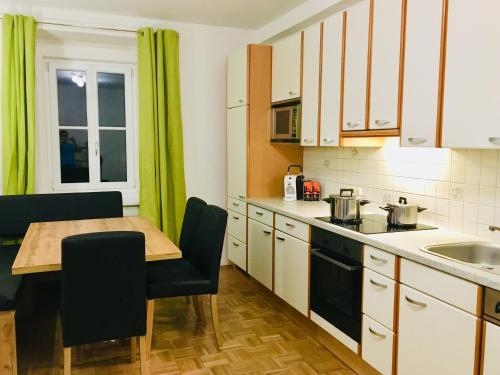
(12, 215, 182, 275)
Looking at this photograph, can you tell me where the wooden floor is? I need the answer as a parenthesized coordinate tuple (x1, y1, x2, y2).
(16, 267, 356, 375)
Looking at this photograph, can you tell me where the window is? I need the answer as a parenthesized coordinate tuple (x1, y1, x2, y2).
(46, 59, 136, 193)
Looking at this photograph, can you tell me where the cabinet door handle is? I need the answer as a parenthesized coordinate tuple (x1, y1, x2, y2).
(263, 230, 271, 235)
(369, 279, 388, 289)
(369, 254, 388, 264)
(276, 237, 286, 241)
(375, 120, 390, 126)
(408, 137, 427, 145)
(322, 138, 335, 143)
(405, 295, 427, 308)
(289, 91, 298, 96)
(255, 211, 264, 216)
(285, 222, 295, 228)
(238, 99, 245, 103)
(346, 122, 360, 128)
(232, 202, 239, 207)
(303, 138, 314, 143)
(232, 242, 239, 247)
(238, 195, 245, 199)
(368, 327, 386, 339)
(488, 137, 500, 145)
(233, 216, 240, 220)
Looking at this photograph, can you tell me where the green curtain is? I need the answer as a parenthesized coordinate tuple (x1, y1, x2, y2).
(138, 28, 187, 244)
(2, 14, 37, 195)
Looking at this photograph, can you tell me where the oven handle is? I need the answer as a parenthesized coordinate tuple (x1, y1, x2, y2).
(311, 249, 362, 271)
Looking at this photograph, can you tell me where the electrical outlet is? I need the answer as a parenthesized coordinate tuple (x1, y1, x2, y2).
(323, 159, 330, 167)
(451, 186, 464, 201)
(383, 193, 391, 204)
(351, 148, 358, 158)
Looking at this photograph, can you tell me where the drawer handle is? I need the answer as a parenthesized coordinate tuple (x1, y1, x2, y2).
(233, 216, 240, 220)
(375, 120, 390, 126)
(276, 237, 286, 242)
(322, 138, 335, 143)
(369, 279, 388, 289)
(238, 99, 245, 103)
(303, 138, 314, 143)
(285, 222, 296, 228)
(405, 295, 427, 308)
(256, 211, 264, 216)
(289, 91, 297, 96)
(368, 327, 386, 339)
(232, 242, 239, 247)
(346, 121, 360, 128)
(238, 195, 245, 199)
(232, 202, 239, 207)
(369, 254, 388, 264)
(263, 230, 271, 235)
(408, 137, 426, 145)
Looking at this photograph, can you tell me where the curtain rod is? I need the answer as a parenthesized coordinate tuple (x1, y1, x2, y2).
(0, 17, 139, 34)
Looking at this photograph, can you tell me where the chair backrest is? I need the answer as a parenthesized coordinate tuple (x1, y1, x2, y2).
(190, 205, 228, 294)
(179, 197, 207, 259)
(61, 231, 146, 347)
(0, 191, 123, 239)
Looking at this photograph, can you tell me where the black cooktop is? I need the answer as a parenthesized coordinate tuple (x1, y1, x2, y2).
(315, 214, 437, 235)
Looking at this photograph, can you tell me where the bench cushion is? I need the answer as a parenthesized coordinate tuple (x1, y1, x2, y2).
(0, 191, 123, 239)
(0, 245, 23, 311)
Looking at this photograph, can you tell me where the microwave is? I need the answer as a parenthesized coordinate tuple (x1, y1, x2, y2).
(271, 100, 301, 143)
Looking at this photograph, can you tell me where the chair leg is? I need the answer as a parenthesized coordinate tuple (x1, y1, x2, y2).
(185, 296, 191, 304)
(139, 336, 149, 375)
(192, 295, 205, 324)
(210, 294, 223, 348)
(146, 300, 155, 359)
(130, 337, 137, 363)
(0, 311, 17, 375)
(63, 347, 71, 375)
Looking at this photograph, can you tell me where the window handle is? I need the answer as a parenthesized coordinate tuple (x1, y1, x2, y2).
(94, 142, 99, 156)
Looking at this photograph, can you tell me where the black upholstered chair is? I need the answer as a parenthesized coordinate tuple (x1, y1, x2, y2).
(60, 231, 148, 375)
(146, 204, 228, 355)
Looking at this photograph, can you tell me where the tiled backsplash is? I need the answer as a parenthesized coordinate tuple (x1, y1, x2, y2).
(303, 138, 500, 240)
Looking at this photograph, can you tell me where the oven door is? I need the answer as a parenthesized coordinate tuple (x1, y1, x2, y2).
(310, 248, 363, 342)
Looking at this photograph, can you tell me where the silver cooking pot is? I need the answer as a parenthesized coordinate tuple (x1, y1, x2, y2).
(322, 189, 370, 222)
(380, 197, 426, 227)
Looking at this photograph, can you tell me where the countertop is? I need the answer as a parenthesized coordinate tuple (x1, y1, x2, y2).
(246, 198, 500, 291)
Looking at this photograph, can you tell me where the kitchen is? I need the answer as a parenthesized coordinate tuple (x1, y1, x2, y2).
(226, 0, 500, 374)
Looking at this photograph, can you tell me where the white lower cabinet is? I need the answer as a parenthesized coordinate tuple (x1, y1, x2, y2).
(274, 231, 309, 316)
(362, 315, 394, 375)
(227, 210, 246, 243)
(227, 235, 246, 271)
(397, 284, 478, 375)
(483, 321, 500, 375)
(362, 268, 396, 330)
(248, 219, 273, 290)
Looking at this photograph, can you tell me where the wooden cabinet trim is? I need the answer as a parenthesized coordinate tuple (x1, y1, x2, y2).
(435, 0, 449, 148)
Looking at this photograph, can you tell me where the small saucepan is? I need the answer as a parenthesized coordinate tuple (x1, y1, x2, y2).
(380, 197, 426, 227)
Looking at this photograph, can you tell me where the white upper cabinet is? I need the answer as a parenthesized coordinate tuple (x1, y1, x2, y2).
(342, 0, 370, 132)
(369, 0, 402, 130)
(272, 32, 302, 103)
(320, 13, 343, 146)
(227, 106, 247, 200)
(301, 23, 321, 146)
(441, 0, 500, 148)
(400, 0, 443, 147)
(227, 46, 248, 109)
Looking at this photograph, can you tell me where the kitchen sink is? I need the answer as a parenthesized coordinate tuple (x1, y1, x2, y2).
(421, 242, 500, 275)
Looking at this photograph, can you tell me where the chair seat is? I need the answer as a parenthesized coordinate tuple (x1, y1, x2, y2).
(0, 245, 23, 310)
(146, 259, 211, 299)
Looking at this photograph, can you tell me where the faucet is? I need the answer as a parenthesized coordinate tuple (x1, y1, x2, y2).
(489, 225, 500, 232)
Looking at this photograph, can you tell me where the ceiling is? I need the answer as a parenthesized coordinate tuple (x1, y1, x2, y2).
(10, 0, 308, 29)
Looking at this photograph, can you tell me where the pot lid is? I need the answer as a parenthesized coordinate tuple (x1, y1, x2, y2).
(387, 196, 419, 208)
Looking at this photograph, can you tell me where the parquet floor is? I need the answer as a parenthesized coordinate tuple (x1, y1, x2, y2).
(16, 267, 356, 375)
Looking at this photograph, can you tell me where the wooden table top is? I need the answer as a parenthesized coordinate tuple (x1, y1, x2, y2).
(12, 216, 182, 275)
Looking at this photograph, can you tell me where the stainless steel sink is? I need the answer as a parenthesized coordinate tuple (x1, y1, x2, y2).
(421, 242, 500, 275)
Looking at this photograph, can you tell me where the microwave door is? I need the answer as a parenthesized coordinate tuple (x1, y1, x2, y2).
(274, 108, 292, 139)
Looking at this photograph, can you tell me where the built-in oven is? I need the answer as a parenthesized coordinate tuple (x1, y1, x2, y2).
(271, 100, 301, 143)
(310, 227, 363, 343)
(484, 287, 500, 325)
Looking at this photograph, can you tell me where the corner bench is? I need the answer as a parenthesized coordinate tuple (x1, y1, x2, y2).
(0, 191, 123, 375)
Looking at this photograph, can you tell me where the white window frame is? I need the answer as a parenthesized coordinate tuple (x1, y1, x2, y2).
(45, 58, 137, 195)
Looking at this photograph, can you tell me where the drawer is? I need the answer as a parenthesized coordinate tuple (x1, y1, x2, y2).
(227, 210, 246, 243)
(362, 268, 396, 330)
(363, 245, 397, 279)
(227, 235, 246, 271)
(275, 214, 310, 242)
(362, 315, 395, 375)
(248, 205, 273, 226)
(227, 197, 246, 215)
(400, 259, 480, 315)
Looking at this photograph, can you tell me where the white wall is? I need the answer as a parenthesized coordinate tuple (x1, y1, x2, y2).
(0, 5, 254, 263)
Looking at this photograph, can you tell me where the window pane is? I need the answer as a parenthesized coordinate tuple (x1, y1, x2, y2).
(97, 72, 126, 127)
(56, 70, 87, 127)
(99, 130, 127, 182)
(59, 129, 89, 183)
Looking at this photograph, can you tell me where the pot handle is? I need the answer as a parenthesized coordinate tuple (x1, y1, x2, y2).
(359, 200, 370, 206)
(340, 188, 354, 197)
(379, 206, 392, 212)
(417, 207, 427, 213)
(322, 197, 333, 204)
(399, 197, 407, 205)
